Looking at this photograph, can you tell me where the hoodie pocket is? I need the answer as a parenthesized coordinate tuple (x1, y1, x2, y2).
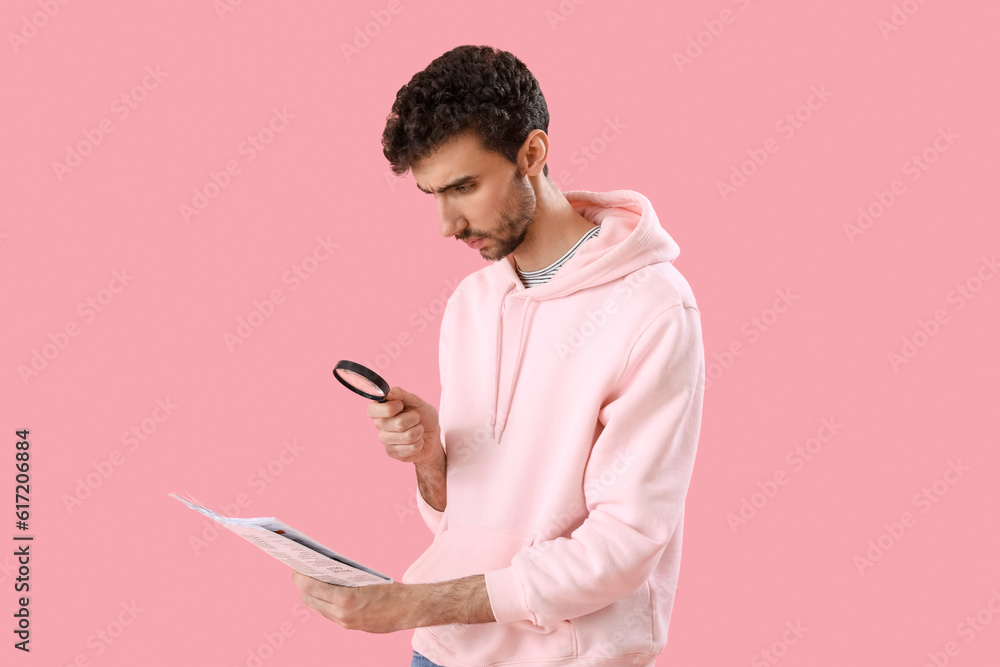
(569, 580, 655, 660)
(402, 524, 534, 583)
(406, 526, 577, 665)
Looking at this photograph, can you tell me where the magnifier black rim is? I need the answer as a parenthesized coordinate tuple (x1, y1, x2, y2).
(333, 359, 390, 402)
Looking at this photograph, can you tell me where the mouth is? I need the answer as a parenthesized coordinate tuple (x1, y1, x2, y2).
(464, 237, 485, 250)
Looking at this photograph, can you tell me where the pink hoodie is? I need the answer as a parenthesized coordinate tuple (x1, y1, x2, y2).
(403, 189, 705, 666)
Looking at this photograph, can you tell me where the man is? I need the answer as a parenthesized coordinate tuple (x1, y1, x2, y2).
(293, 45, 705, 667)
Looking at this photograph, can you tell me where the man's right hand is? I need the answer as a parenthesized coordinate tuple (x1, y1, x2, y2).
(367, 386, 443, 467)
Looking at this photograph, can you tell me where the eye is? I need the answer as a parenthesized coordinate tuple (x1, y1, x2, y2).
(455, 184, 473, 194)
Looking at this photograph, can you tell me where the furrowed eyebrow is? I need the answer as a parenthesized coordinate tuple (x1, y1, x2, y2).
(415, 174, 476, 195)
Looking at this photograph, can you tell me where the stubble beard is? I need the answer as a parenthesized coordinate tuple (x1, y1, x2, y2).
(479, 171, 536, 262)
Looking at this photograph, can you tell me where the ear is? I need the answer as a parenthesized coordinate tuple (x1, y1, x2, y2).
(518, 129, 549, 178)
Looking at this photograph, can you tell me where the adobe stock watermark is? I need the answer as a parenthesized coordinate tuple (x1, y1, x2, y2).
(527, 449, 639, 562)
(589, 594, 675, 666)
(750, 620, 809, 667)
(179, 107, 295, 223)
(704, 288, 798, 390)
(887, 254, 997, 372)
(544, 0, 588, 30)
(393, 487, 421, 525)
(436, 410, 497, 475)
(52, 65, 168, 182)
(189, 438, 306, 556)
(555, 265, 652, 359)
(717, 85, 833, 202)
(17, 268, 134, 386)
(358, 277, 460, 374)
(55, 600, 144, 666)
(223, 236, 339, 352)
(853, 459, 970, 575)
(843, 126, 959, 244)
(384, 169, 407, 192)
(553, 117, 628, 189)
(0, 556, 17, 585)
(919, 588, 1000, 667)
(672, 0, 756, 73)
(61, 398, 179, 514)
(8, 0, 73, 55)
(232, 601, 316, 667)
(213, 0, 251, 20)
(726, 417, 843, 534)
(877, 0, 932, 41)
(339, 0, 414, 63)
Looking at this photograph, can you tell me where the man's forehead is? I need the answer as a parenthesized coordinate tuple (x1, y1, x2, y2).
(412, 134, 491, 193)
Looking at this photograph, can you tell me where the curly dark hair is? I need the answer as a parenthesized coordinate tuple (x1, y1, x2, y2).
(382, 45, 550, 178)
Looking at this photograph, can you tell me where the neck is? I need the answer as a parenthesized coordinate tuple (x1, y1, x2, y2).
(509, 175, 594, 272)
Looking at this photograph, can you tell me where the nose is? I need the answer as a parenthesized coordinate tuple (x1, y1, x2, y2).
(436, 197, 466, 238)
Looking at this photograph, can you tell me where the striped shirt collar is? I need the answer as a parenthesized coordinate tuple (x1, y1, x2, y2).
(514, 224, 601, 288)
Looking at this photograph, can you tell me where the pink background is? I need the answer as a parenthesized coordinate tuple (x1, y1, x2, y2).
(2, 0, 998, 664)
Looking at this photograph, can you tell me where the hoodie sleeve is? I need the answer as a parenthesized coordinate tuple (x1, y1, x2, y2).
(484, 304, 705, 626)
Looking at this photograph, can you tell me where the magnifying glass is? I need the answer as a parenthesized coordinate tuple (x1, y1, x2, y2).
(332, 360, 391, 402)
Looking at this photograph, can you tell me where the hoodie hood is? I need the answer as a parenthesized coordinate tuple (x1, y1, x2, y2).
(494, 189, 680, 300)
(481, 189, 681, 441)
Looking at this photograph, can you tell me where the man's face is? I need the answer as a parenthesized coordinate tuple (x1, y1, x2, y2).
(411, 131, 536, 261)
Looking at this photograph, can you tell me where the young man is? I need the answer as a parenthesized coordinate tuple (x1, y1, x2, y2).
(292, 45, 706, 667)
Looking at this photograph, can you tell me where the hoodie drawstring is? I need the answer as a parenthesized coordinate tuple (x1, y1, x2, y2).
(495, 297, 534, 443)
(492, 282, 517, 440)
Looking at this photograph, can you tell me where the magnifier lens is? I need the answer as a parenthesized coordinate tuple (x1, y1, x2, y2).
(332, 360, 391, 402)
(336, 369, 384, 397)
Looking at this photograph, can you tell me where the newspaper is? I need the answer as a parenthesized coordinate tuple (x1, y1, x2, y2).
(170, 493, 392, 587)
